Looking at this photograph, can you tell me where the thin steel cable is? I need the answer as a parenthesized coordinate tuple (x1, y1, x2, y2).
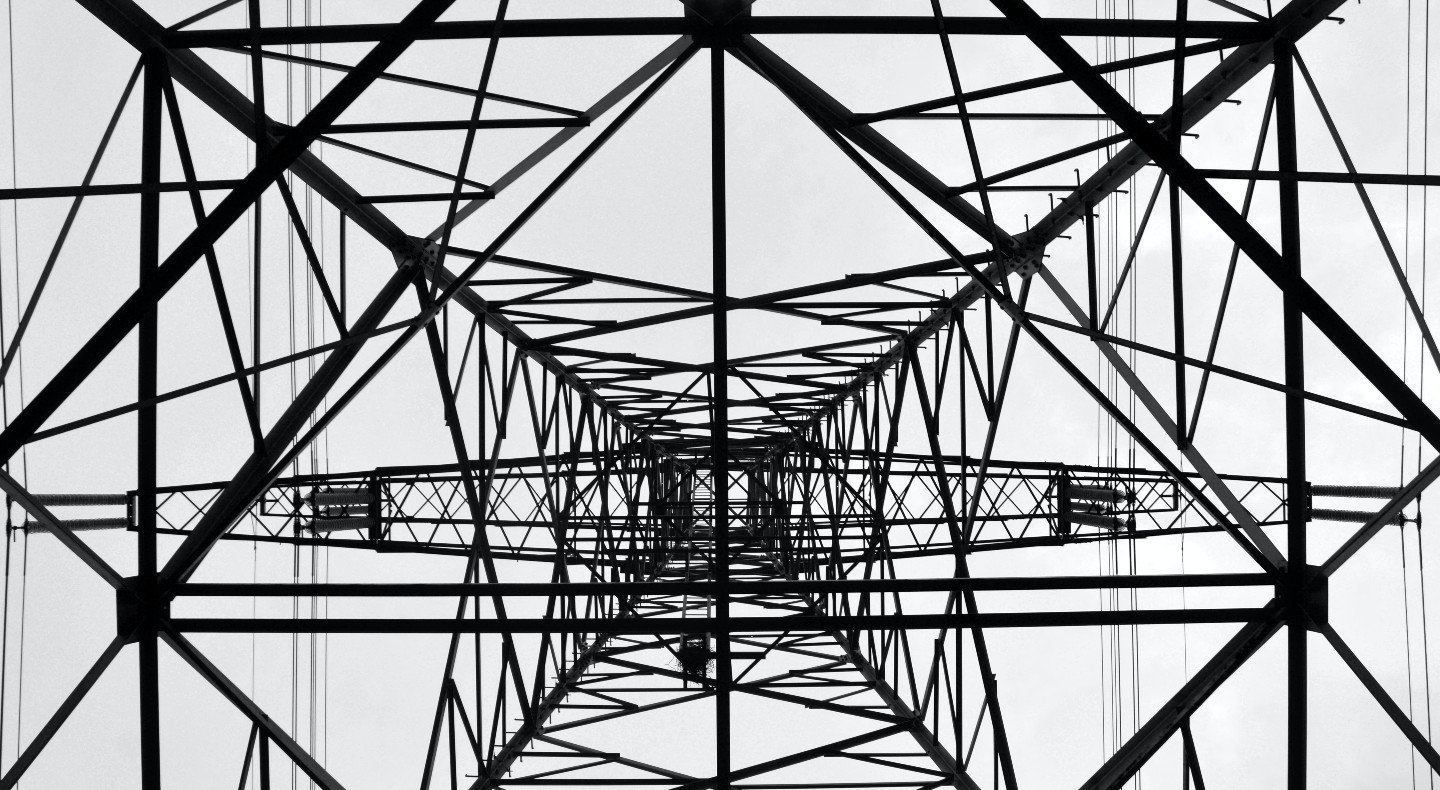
(285, 6, 299, 787)
(0, 507, 12, 769)
(1404, 2, 1420, 783)
(3, 5, 21, 774)
(12, 531, 24, 787)
(1420, 524, 1435, 790)
(1404, 522, 1421, 789)
(1092, 0, 1112, 761)
(0, 0, 11, 766)
(0, 0, 8, 437)
(1403, 0, 1415, 491)
(5, 0, 22, 489)
(303, 4, 320, 784)
(317, 0, 330, 770)
(1419, 3, 1433, 784)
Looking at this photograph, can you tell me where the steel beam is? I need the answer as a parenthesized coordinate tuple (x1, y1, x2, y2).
(0, 635, 127, 790)
(1318, 622, 1440, 776)
(989, 0, 1440, 450)
(172, 574, 1274, 597)
(1275, 37, 1308, 789)
(0, 471, 125, 590)
(161, 16, 1269, 48)
(161, 627, 347, 790)
(711, 41, 734, 790)
(136, 46, 162, 790)
(170, 607, 1268, 633)
(1079, 604, 1285, 790)
(0, 0, 458, 465)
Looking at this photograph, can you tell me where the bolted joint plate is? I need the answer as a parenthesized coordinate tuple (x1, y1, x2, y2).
(116, 577, 171, 643)
(1006, 247, 1045, 278)
(396, 235, 441, 273)
(1295, 564, 1328, 632)
(681, 0, 753, 26)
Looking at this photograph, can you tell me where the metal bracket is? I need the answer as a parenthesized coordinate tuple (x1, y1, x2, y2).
(1301, 565, 1328, 632)
(117, 577, 170, 643)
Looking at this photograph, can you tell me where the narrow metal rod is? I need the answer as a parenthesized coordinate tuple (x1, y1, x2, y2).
(904, 345, 1014, 790)
(1293, 52, 1440, 377)
(1321, 456, 1440, 576)
(0, 471, 125, 588)
(1079, 606, 1285, 790)
(733, 33, 1283, 575)
(159, 68, 264, 449)
(0, 635, 128, 790)
(1186, 81, 1277, 446)
(1037, 268, 1285, 571)
(161, 627, 347, 790)
(413, 287, 531, 787)
(1, 0, 460, 465)
(988, 0, 1440, 448)
(0, 61, 142, 388)
(1319, 621, 1440, 776)
(1097, 173, 1164, 334)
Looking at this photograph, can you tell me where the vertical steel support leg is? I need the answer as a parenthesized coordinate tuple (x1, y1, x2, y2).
(710, 41, 732, 790)
(138, 47, 163, 790)
(1275, 37, 1306, 790)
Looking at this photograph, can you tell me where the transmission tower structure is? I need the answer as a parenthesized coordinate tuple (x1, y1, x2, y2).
(0, 0, 1435, 788)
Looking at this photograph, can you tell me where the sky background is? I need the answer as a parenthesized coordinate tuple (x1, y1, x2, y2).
(0, 0, 1432, 788)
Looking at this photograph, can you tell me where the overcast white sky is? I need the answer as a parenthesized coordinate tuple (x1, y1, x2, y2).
(0, 1, 1432, 788)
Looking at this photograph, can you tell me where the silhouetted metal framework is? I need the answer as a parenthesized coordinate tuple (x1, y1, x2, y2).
(0, 0, 1437, 788)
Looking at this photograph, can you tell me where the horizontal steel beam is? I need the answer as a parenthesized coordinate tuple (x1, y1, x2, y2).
(173, 573, 1273, 597)
(171, 607, 1269, 633)
(996, 0, 1440, 450)
(82, 0, 693, 456)
(163, 16, 1270, 48)
(1080, 602, 1286, 789)
(1023, 0, 1347, 247)
(161, 628, 347, 790)
(0, 180, 243, 200)
(1198, 168, 1440, 187)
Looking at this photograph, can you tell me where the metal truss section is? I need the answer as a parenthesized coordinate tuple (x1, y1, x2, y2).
(0, 1, 1434, 789)
(138, 452, 1292, 560)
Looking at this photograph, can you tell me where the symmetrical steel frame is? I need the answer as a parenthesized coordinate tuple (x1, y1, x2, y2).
(0, 0, 1436, 788)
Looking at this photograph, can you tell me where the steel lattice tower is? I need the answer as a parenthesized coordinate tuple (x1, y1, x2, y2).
(0, 0, 1434, 787)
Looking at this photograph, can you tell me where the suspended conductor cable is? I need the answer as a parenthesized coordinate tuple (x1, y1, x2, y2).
(284, 6, 300, 788)
(1400, 63, 1417, 790)
(1404, 522, 1420, 789)
(12, 529, 25, 776)
(1420, 3, 1434, 785)
(1130, 533, 1142, 784)
(5, 0, 23, 488)
(1402, 0, 1415, 505)
(1181, 531, 1189, 678)
(1095, 534, 1106, 760)
(0, 0, 11, 765)
(303, 3, 320, 782)
(317, 0, 330, 768)
(1418, 522, 1436, 790)
(0, 506, 12, 769)
(3, 5, 22, 777)
(1090, 0, 1112, 758)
